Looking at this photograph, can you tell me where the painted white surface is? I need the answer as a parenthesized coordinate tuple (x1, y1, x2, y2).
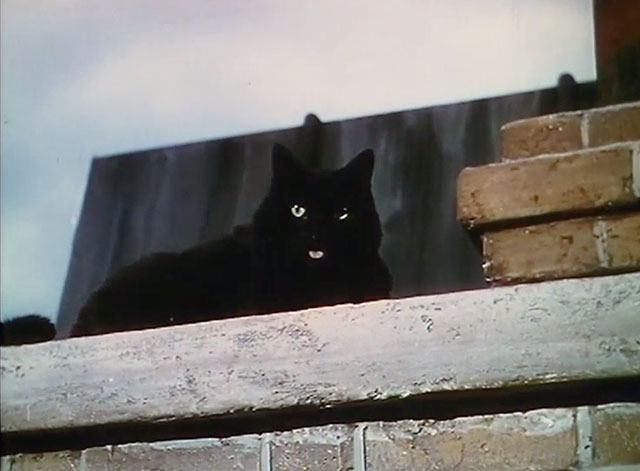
(0, 0, 596, 321)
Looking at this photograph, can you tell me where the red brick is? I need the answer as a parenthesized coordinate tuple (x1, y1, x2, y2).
(588, 102, 640, 147)
(271, 425, 354, 470)
(2, 451, 80, 471)
(482, 212, 640, 283)
(457, 145, 636, 227)
(108, 437, 261, 471)
(592, 403, 640, 466)
(501, 112, 583, 160)
(365, 409, 577, 471)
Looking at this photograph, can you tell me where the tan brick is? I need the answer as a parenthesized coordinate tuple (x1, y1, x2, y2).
(79, 447, 111, 471)
(592, 403, 640, 466)
(608, 212, 640, 267)
(589, 102, 640, 147)
(457, 145, 636, 227)
(109, 437, 261, 471)
(2, 451, 81, 471)
(271, 425, 354, 470)
(482, 212, 640, 283)
(501, 112, 584, 160)
(3, 438, 259, 471)
(366, 409, 577, 471)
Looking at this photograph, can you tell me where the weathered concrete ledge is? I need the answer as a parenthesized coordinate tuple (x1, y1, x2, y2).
(2, 273, 639, 435)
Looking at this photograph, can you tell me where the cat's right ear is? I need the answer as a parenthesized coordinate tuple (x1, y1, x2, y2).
(272, 143, 303, 180)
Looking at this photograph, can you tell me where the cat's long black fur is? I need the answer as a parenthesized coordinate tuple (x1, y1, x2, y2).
(71, 144, 391, 337)
(1, 315, 56, 346)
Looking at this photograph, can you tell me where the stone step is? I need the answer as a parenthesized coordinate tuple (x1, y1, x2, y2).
(457, 142, 639, 228)
(500, 100, 640, 161)
(482, 211, 640, 284)
(2, 274, 639, 440)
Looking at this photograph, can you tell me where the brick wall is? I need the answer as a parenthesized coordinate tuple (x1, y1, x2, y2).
(458, 101, 640, 284)
(2, 404, 638, 470)
(499, 101, 640, 159)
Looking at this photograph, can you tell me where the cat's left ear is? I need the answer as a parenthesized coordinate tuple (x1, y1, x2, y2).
(342, 149, 374, 185)
(272, 143, 305, 181)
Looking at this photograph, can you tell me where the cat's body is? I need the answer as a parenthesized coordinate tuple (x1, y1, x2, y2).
(71, 144, 391, 337)
(1, 315, 56, 346)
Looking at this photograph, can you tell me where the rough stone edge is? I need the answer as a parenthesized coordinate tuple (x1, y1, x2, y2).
(2, 273, 640, 435)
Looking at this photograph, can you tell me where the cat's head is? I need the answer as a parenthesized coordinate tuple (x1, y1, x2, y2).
(254, 143, 382, 269)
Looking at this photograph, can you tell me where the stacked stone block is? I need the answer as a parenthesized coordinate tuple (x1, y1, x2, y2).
(457, 101, 640, 284)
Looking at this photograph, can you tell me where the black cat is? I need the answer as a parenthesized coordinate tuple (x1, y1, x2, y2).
(1, 315, 56, 346)
(71, 143, 391, 337)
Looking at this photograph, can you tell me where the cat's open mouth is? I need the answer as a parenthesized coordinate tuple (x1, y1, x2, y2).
(308, 250, 325, 260)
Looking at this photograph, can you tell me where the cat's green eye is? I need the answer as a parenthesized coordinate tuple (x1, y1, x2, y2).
(337, 208, 349, 221)
(291, 204, 306, 218)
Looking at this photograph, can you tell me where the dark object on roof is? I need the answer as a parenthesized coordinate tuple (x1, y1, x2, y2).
(1, 315, 56, 346)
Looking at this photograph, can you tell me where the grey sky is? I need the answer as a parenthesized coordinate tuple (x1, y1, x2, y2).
(1, 0, 595, 321)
